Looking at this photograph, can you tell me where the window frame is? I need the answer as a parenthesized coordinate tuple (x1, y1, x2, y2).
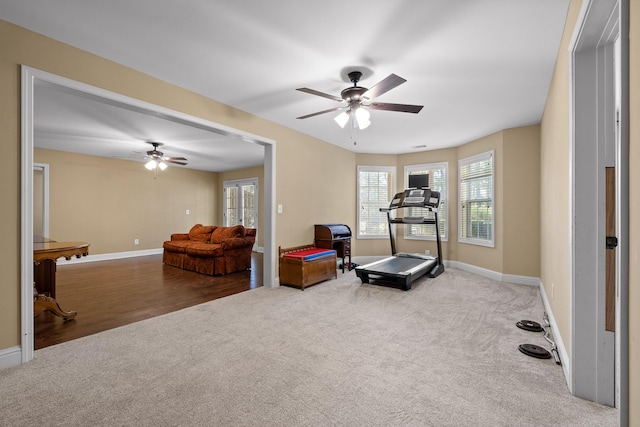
(458, 150, 495, 247)
(403, 162, 448, 242)
(357, 165, 396, 239)
(223, 178, 259, 232)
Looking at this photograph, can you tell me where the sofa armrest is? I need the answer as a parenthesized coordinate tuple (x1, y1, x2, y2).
(171, 233, 190, 241)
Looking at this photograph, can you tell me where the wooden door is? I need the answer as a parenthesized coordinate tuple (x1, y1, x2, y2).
(605, 167, 616, 332)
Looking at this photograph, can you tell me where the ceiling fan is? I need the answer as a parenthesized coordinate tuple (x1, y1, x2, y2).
(140, 141, 188, 171)
(296, 71, 424, 129)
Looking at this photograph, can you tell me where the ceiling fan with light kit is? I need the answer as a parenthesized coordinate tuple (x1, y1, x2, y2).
(137, 141, 187, 175)
(296, 71, 424, 132)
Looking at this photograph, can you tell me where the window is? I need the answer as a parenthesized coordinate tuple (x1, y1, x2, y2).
(223, 178, 258, 229)
(459, 151, 494, 247)
(404, 163, 448, 241)
(357, 166, 396, 238)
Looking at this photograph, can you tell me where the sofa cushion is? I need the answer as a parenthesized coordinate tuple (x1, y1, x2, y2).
(163, 240, 194, 253)
(189, 224, 215, 242)
(185, 242, 224, 258)
(210, 225, 245, 244)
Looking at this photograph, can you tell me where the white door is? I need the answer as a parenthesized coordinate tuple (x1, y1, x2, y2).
(33, 163, 50, 238)
(223, 178, 258, 231)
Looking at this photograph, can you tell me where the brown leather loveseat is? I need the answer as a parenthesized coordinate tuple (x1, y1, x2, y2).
(162, 224, 256, 275)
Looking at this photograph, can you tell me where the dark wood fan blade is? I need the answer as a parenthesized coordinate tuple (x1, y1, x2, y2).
(296, 106, 347, 119)
(368, 102, 423, 113)
(164, 159, 188, 166)
(296, 87, 344, 102)
(362, 74, 406, 99)
(164, 156, 187, 161)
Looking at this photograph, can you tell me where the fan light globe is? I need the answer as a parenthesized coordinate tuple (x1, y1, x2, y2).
(158, 161, 168, 171)
(334, 111, 350, 128)
(355, 108, 371, 129)
(145, 159, 157, 170)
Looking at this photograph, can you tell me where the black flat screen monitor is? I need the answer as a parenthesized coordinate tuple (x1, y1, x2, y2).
(408, 174, 429, 189)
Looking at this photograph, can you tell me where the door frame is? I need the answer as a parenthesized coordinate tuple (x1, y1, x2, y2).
(20, 66, 278, 363)
(569, 0, 629, 415)
(223, 177, 259, 249)
(32, 163, 50, 238)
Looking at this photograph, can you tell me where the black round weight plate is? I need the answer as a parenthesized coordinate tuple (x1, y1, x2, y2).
(516, 320, 544, 332)
(519, 343, 552, 359)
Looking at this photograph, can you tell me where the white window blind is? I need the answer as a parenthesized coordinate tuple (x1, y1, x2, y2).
(357, 166, 395, 238)
(459, 151, 494, 247)
(404, 163, 448, 240)
(224, 186, 238, 226)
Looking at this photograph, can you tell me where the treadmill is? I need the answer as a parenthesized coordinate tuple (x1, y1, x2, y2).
(355, 186, 445, 290)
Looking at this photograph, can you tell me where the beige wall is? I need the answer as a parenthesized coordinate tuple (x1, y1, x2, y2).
(34, 148, 219, 253)
(274, 134, 356, 251)
(539, 0, 582, 367)
(0, 20, 355, 350)
(502, 126, 541, 277)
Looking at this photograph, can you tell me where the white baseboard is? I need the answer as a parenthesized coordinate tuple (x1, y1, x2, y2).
(57, 248, 163, 265)
(57, 246, 266, 265)
(502, 273, 541, 287)
(270, 277, 280, 288)
(444, 260, 539, 286)
(445, 260, 504, 282)
(538, 280, 572, 392)
(0, 346, 22, 370)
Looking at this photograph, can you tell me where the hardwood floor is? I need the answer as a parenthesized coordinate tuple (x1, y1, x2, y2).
(34, 252, 263, 350)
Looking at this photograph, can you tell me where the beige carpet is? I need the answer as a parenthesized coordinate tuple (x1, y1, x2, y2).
(0, 268, 618, 426)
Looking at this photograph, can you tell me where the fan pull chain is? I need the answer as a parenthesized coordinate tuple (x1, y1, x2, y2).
(351, 114, 358, 145)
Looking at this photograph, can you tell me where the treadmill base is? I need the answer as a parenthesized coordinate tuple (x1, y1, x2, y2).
(355, 254, 443, 290)
(429, 263, 445, 278)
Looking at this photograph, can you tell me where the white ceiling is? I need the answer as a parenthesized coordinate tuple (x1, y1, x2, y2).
(1, 0, 570, 171)
(33, 80, 266, 172)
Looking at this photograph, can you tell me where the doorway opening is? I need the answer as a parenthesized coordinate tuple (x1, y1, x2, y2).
(21, 66, 277, 363)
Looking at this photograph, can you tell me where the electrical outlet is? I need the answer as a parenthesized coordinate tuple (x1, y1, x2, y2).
(134, 239, 139, 245)
(424, 249, 430, 255)
(185, 209, 190, 215)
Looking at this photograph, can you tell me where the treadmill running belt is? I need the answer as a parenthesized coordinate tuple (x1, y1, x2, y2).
(361, 256, 426, 274)
(355, 255, 437, 290)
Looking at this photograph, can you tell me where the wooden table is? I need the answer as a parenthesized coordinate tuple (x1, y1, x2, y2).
(33, 240, 89, 320)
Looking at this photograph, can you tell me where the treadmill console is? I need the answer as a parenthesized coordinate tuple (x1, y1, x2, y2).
(389, 189, 440, 209)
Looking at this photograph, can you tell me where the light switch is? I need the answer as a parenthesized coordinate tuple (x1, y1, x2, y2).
(185, 209, 190, 215)
(277, 204, 283, 213)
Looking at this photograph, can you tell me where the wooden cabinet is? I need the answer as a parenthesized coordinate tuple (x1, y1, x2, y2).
(279, 245, 337, 290)
(314, 224, 352, 272)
